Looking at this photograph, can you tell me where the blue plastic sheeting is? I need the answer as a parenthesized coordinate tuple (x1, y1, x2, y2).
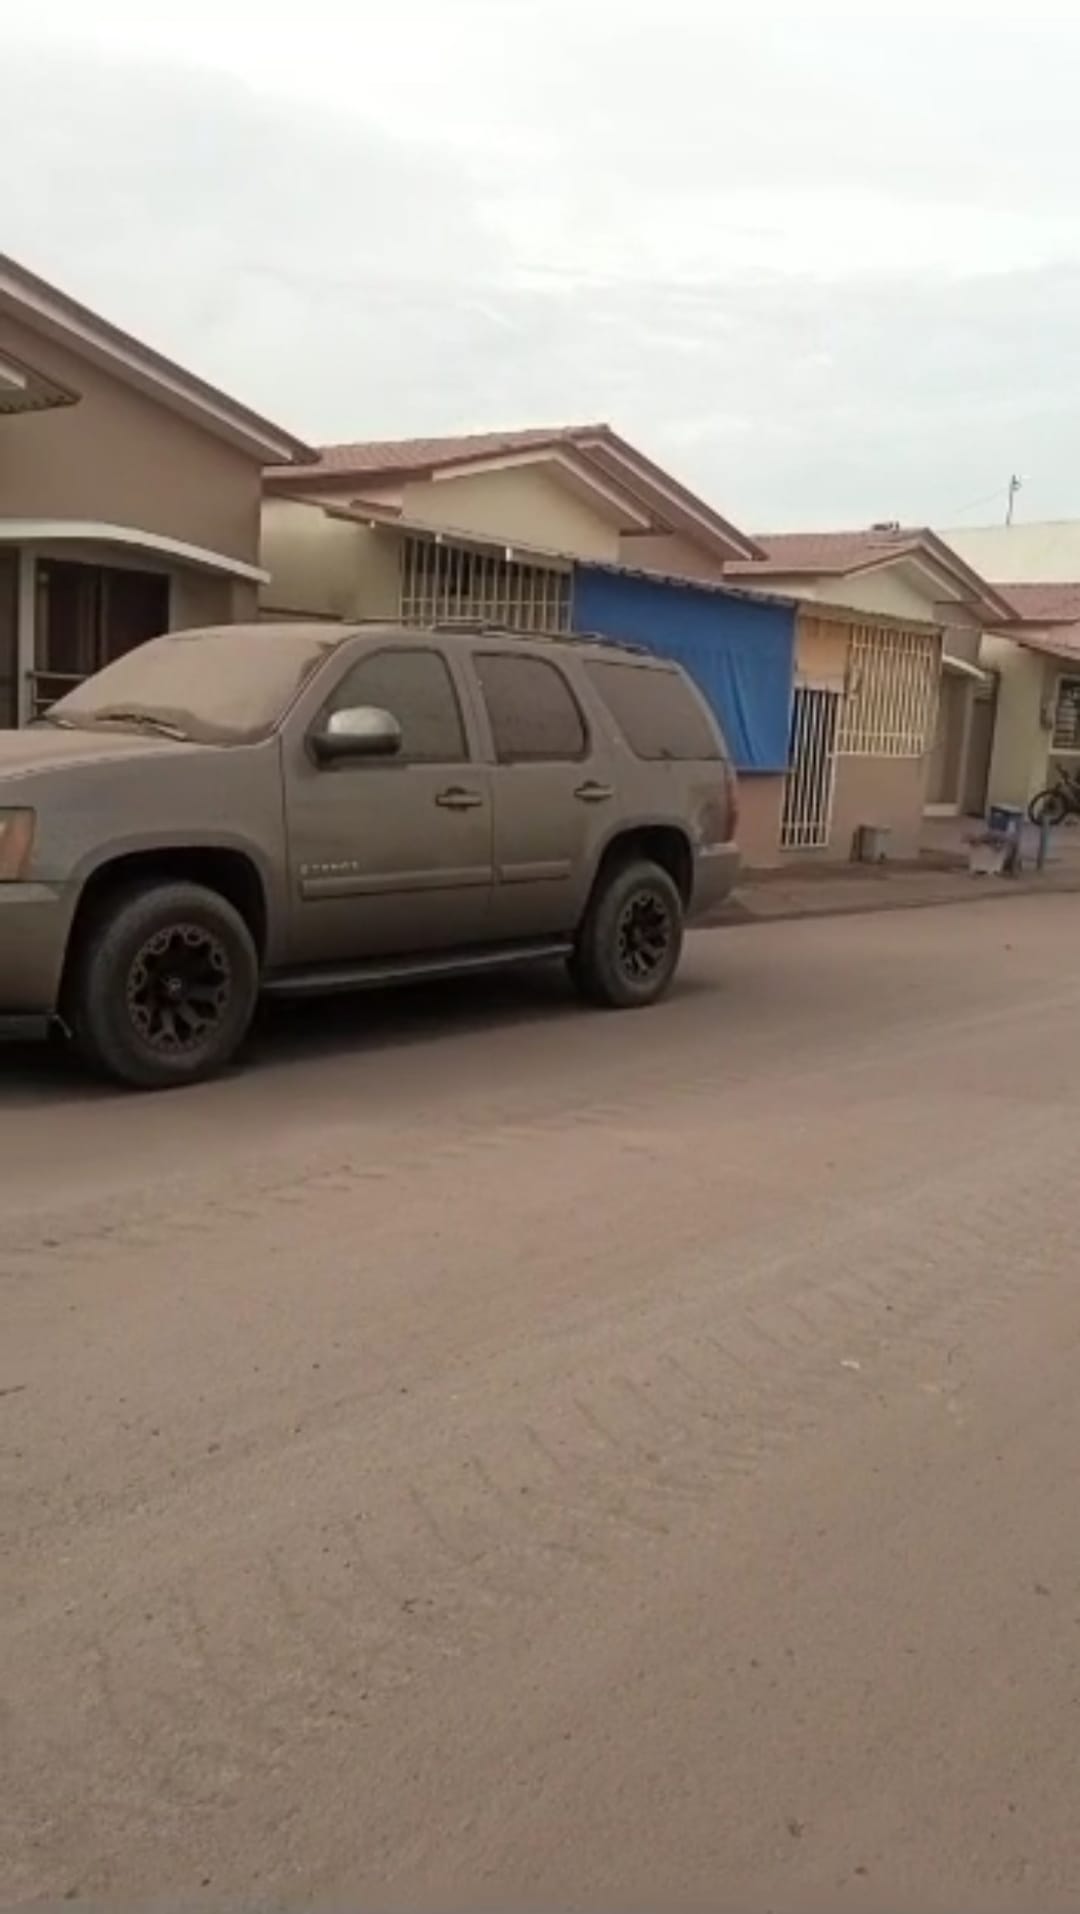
(572, 566, 795, 773)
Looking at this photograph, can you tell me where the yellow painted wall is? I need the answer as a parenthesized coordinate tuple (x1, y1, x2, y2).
(258, 498, 402, 621)
(761, 563, 952, 626)
(981, 634, 1051, 807)
(402, 465, 621, 561)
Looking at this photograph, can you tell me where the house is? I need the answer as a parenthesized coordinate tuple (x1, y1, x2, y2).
(943, 525, 1080, 810)
(261, 426, 763, 623)
(727, 528, 1016, 841)
(262, 435, 989, 866)
(0, 251, 312, 727)
(260, 427, 807, 862)
(974, 586, 1080, 811)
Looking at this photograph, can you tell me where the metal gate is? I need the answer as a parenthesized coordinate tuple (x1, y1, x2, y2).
(781, 685, 841, 850)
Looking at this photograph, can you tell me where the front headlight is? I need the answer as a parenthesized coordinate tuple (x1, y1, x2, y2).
(0, 809, 36, 881)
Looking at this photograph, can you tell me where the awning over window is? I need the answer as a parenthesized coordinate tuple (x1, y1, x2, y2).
(0, 519, 267, 582)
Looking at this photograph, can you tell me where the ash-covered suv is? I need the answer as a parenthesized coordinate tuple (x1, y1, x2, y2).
(0, 623, 739, 1088)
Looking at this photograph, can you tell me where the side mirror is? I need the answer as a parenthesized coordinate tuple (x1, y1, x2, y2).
(312, 706, 403, 763)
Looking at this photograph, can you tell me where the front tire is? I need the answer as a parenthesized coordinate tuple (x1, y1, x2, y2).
(70, 881, 259, 1089)
(570, 858, 684, 1009)
(1028, 788, 1069, 828)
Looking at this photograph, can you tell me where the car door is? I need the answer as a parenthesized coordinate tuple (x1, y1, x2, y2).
(471, 648, 616, 938)
(284, 643, 494, 964)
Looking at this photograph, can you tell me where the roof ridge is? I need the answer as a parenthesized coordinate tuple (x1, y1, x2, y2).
(0, 249, 312, 464)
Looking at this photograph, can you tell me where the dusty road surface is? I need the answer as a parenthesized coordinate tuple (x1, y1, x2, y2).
(5, 896, 1080, 1910)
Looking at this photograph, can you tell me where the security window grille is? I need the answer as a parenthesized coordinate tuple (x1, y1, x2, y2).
(399, 534, 571, 632)
(1052, 676, 1080, 752)
(838, 626, 938, 757)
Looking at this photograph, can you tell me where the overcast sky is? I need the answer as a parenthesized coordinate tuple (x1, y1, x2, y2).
(2, 0, 1079, 531)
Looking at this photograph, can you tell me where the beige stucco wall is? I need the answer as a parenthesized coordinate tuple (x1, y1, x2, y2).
(981, 633, 1054, 807)
(760, 562, 974, 631)
(617, 532, 728, 583)
(736, 774, 784, 868)
(260, 499, 403, 622)
(171, 571, 254, 629)
(401, 466, 621, 562)
(261, 498, 359, 618)
(766, 567, 937, 623)
(0, 313, 263, 564)
(830, 754, 929, 861)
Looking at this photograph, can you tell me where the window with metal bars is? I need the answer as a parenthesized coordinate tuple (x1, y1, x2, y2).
(1051, 676, 1080, 752)
(837, 626, 939, 757)
(399, 534, 571, 633)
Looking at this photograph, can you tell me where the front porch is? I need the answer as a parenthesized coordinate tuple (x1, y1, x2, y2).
(0, 524, 266, 726)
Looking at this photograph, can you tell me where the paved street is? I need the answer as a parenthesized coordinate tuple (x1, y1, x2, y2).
(5, 896, 1080, 1909)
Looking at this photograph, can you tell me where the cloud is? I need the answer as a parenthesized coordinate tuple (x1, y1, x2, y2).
(2, 6, 1080, 531)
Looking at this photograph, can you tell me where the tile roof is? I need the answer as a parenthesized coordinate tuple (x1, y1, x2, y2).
(729, 524, 1015, 623)
(998, 582, 1080, 625)
(727, 527, 923, 575)
(274, 425, 611, 481)
(266, 423, 764, 562)
(1008, 624, 1080, 662)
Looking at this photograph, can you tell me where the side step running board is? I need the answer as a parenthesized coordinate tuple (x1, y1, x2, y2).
(262, 939, 574, 1000)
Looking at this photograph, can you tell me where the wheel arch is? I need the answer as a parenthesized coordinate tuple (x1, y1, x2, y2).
(583, 822, 694, 916)
(60, 845, 269, 1013)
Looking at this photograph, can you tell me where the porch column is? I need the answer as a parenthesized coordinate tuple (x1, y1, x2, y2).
(15, 547, 35, 727)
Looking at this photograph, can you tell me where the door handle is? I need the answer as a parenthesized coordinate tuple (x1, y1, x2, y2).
(436, 786, 485, 810)
(574, 781, 614, 803)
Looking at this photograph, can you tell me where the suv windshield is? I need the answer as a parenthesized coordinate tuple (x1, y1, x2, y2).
(48, 626, 338, 745)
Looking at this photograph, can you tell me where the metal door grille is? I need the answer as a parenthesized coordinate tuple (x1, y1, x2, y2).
(782, 685, 840, 850)
(400, 534, 571, 632)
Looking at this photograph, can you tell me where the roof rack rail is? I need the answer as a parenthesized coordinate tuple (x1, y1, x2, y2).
(419, 619, 650, 657)
(341, 616, 651, 658)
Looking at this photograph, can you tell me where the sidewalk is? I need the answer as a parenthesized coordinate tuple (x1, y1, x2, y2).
(714, 820, 1080, 927)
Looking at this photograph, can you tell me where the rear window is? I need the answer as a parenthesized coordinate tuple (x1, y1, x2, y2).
(585, 659, 724, 762)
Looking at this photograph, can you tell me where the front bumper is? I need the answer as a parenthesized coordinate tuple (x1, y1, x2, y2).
(0, 881, 73, 1017)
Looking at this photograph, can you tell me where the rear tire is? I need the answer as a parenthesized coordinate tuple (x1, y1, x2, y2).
(1028, 788, 1069, 828)
(69, 881, 259, 1089)
(570, 858, 684, 1009)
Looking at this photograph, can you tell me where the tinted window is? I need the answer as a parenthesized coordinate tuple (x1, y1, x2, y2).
(476, 653, 587, 762)
(330, 648, 466, 762)
(585, 659, 723, 761)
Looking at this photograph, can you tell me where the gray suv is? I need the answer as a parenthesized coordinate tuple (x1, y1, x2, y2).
(0, 623, 740, 1088)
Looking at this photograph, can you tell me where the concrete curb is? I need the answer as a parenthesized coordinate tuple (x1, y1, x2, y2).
(705, 872, 1080, 929)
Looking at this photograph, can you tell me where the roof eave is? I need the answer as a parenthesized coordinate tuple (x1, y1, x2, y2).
(0, 252, 315, 467)
(577, 430, 765, 562)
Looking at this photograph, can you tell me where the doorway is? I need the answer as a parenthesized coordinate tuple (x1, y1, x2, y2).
(33, 559, 170, 716)
(782, 685, 841, 850)
(962, 682, 997, 817)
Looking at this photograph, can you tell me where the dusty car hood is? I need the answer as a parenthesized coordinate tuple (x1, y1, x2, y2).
(0, 726, 209, 783)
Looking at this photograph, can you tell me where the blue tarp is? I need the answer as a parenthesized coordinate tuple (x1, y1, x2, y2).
(571, 566, 795, 773)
